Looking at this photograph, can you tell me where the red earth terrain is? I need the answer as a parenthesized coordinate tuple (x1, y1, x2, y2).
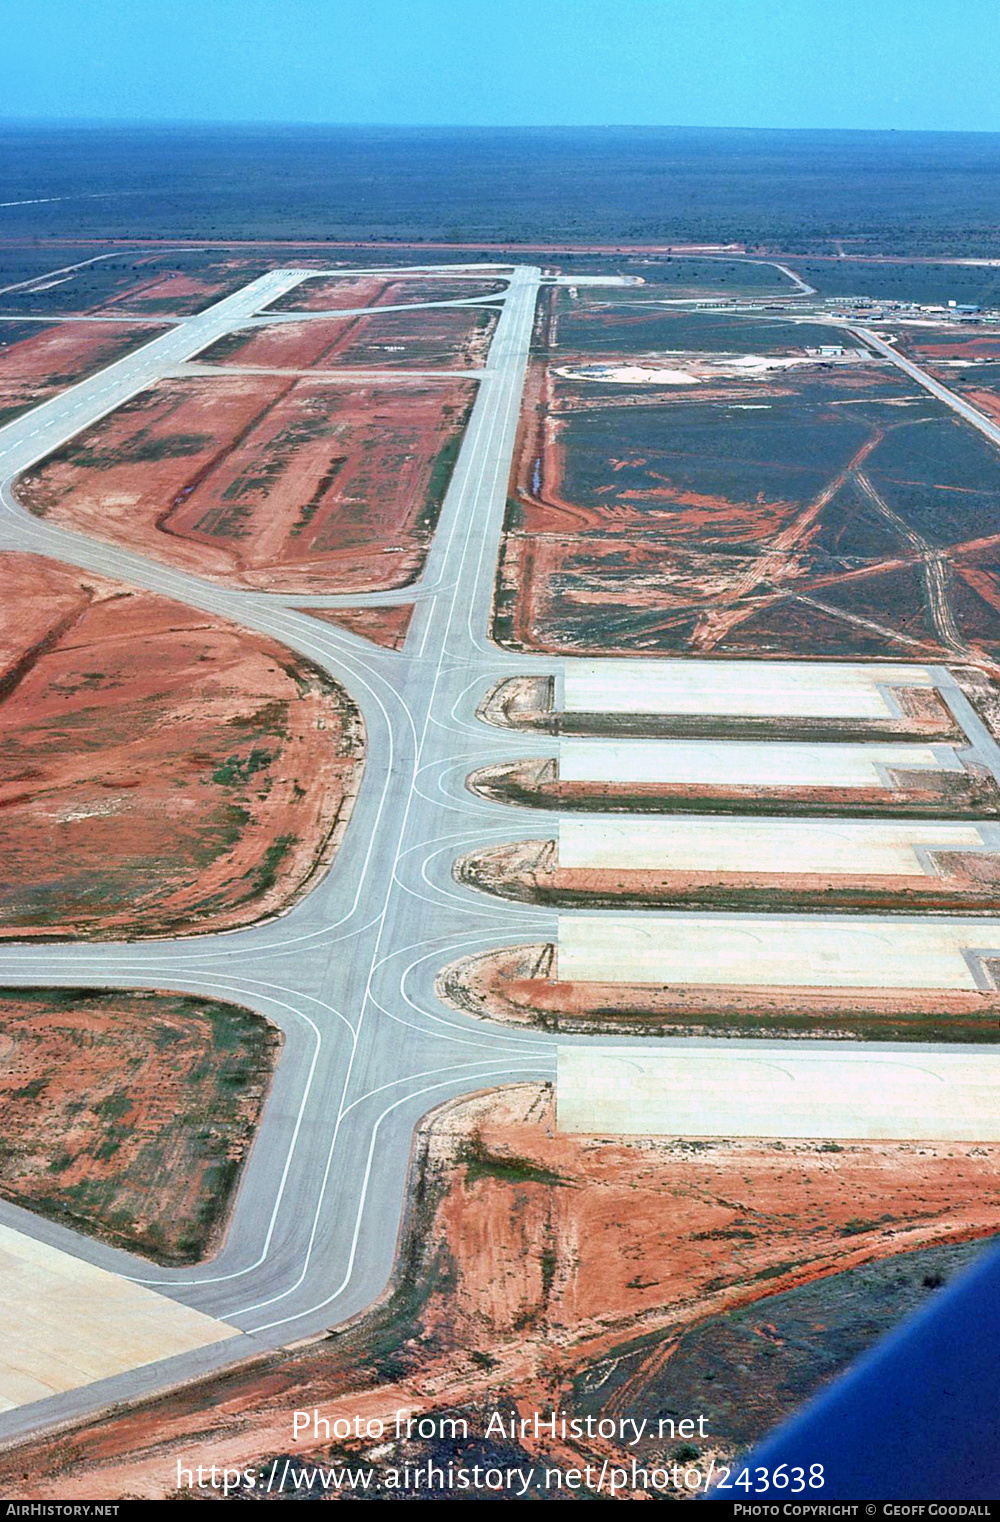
(494, 298, 1000, 667)
(2, 1084, 997, 1499)
(17, 374, 475, 592)
(0, 319, 168, 426)
(439, 944, 1000, 1043)
(0, 552, 364, 938)
(307, 604, 415, 650)
(899, 325, 1000, 429)
(265, 273, 508, 312)
(465, 755, 1000, 819)
(478, 672, 962, 742)
(89, 260, 274, 316)
(200, 304, 497, 371)
(0, 987, 279, 1263)
(455, 836, 1000, 914)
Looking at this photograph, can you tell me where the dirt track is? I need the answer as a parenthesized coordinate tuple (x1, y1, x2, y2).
(493, 311, 1000, 664)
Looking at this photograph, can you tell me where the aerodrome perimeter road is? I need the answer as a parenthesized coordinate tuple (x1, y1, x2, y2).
(2, 264, 1000, 1442)
(851, 324, 1000, 450)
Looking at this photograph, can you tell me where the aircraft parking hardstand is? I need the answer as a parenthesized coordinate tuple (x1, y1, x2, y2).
(2, 248, 1000, 1471)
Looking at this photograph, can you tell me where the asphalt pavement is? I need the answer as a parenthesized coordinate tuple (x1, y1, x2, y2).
(1, 265, 1000, 1442)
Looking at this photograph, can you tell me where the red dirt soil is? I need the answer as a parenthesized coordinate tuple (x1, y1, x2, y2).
(202, 306, 497, 371)
(3, 1084, 998, 1500)
(92, 265, 265, 317)
(455, 837, 1000, 913)
(478, 672, 962, 742)
(0, 320, 167, 424)
(898, 329, 1000, 431)
(0, 988, 279, 1263)
(954, 386, 1000, 426)
(17, 375, 475, 592)
(266, 274, 508, 312)
(440, 945, 1000, 1043)
(494, 341, 1000, 664)
(307, 604, 415, 651)
(466, 757, 1000, 819)
(0, 552, 364, 939)
(903, 332, 1000, 363)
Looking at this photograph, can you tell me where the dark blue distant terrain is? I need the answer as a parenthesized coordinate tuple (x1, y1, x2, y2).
(1, 123, 999, 252)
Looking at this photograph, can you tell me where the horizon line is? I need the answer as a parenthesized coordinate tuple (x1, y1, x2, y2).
(1, 117, 999, 137)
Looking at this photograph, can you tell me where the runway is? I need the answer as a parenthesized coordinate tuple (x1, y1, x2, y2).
(0, 261, 565, 1437)
(1, 262, 999, 1440)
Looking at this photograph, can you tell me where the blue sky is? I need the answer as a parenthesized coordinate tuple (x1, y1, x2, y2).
(3, 0, 999, 131)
